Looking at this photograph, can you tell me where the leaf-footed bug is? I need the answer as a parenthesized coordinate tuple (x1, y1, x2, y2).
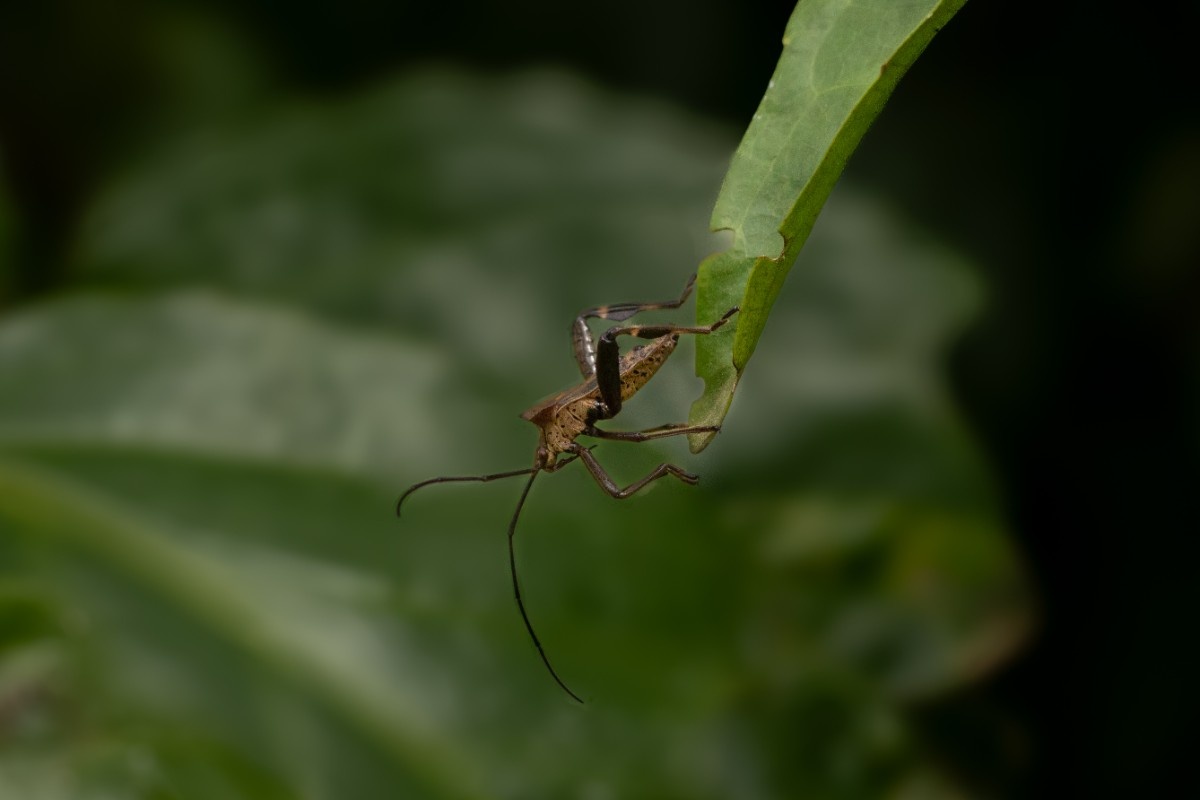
(397, 274, 737, 702)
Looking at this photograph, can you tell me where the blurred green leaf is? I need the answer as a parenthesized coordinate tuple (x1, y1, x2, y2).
(689, 0, 969, 451)
(0, 456, 486, 799)
(0, 292, 455, 480)
(71, 70, 731, 350)
(2, 67, 1028, 798)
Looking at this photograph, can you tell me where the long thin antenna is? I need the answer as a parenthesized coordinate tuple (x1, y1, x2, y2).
(396, 467, 537, 516)
(508, 468, 584, 703)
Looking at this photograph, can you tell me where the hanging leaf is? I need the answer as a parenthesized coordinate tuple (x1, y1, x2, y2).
(690, 0, 969, 451)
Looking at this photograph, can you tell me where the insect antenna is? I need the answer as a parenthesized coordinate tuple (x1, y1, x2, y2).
(508, 467, 584, 703)
(396, 467, 538, 517)
(396, 451, 587, 700)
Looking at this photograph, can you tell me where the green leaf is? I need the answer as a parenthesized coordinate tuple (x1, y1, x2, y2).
(0, 292, 760, 797)
(0, 456, 486, 800)
(71, 70, 731, 344)
(690, 0, 969, 451)
(0, 292, 454, 481)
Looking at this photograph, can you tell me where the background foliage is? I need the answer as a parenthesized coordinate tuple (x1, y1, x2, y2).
(0, 59, 1029, 797)
(1, 0, 1197, 798)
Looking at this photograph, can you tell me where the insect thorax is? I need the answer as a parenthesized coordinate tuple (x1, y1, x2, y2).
(542, 397, 594, 455)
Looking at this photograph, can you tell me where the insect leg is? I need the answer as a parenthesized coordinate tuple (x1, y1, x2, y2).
(571, 274, 696, 378)
(569, 443, 701, 498)
(586, 422, 721, 443)
(594, 306, 739, 417)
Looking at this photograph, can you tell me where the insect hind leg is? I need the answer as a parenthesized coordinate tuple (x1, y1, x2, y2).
(594, 306, 738, 417)
(571, 274, 696, 378)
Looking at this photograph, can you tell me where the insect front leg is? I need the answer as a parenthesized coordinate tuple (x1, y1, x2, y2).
(571, 274, 696, 379)
(568, 443, 701, 498)
(586, 422, 721, 443)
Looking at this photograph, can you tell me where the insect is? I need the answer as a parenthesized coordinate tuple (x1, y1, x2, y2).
(396, 274, 737, 702)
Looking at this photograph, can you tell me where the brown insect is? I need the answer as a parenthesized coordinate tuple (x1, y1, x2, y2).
(397, 274, 737, 702)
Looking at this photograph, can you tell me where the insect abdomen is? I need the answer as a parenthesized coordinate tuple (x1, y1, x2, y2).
(618, 335, 678, 401)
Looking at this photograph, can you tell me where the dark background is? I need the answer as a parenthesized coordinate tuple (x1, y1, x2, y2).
(2, 1, 1197, 795)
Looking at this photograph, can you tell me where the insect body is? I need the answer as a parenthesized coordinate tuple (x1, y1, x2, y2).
(397, 274, 737, 702)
